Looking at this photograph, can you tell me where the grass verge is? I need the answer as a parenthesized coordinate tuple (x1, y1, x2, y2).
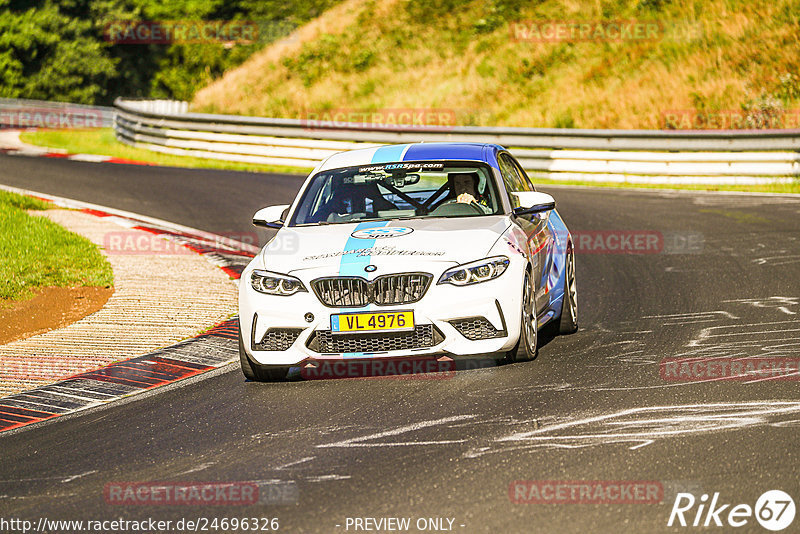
(19, 128, 310, 175)
(0, 190, 114, 302)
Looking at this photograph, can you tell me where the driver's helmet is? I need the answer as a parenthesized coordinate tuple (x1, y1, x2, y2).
(447, 172, 487, 200)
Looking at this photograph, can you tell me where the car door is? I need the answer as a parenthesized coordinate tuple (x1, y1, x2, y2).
(498, 152, 551, 316)
(509, 155, 560, 309)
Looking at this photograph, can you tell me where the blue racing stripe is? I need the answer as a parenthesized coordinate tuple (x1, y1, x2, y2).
(338, 221, 390, 359)
(371, 144, 410, 164)
(339, 221, 390, 277)
(402, 143, 499, 168)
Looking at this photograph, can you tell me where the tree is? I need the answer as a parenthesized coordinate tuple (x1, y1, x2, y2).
(0, 1, 117, 103)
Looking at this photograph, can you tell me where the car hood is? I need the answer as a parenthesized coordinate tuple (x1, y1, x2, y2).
(258, 216, 512, 275)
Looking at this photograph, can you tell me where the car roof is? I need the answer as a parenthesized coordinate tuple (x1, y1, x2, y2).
(316, 142, 506, 173)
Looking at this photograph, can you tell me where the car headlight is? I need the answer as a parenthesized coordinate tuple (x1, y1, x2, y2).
(438, 256, 510, 286)
(250, 269, 307, 296)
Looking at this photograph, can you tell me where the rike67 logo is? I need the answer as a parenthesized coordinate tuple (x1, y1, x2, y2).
(668, 490, 795, 531)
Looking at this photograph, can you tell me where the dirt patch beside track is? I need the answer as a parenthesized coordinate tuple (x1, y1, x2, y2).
(0, 286, 113, 345)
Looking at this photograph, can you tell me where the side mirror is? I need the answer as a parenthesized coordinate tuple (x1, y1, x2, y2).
(512, 192, 555, 217)
(253, 205, 290, 229)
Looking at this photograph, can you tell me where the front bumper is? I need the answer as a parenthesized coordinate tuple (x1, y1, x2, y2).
(238, 261, 526, 366)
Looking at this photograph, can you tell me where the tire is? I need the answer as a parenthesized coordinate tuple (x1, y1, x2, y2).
(505, 269, 538, 363)
(238, 320, 289, 381)
(558, 244, 578, 335)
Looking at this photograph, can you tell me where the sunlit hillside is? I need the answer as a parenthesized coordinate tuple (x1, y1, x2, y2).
(193, 0, 800, 129)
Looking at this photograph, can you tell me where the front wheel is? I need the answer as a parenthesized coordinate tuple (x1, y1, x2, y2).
(238, 320, 290, 381)
(505, 270, 538, 363)
(558, 245, 578, 334)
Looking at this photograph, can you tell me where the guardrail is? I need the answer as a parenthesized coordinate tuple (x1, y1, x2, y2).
(114, 98, 800, 184)
(1, 98, 115, 129)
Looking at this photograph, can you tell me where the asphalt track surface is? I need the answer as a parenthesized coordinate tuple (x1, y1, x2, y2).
(2, 154, 800, 533)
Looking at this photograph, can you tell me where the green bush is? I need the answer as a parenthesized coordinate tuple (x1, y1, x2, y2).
(0, 0, 343, 104)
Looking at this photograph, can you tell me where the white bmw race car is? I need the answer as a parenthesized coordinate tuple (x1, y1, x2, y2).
(238, 142, 578, 380)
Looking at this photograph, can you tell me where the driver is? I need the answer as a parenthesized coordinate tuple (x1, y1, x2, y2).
(450, 172, 491, 213)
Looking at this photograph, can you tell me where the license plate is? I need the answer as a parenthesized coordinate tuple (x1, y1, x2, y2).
(331, 311, 414, 334)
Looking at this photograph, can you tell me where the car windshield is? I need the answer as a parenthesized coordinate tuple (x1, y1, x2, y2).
(290, 161, 503, 226)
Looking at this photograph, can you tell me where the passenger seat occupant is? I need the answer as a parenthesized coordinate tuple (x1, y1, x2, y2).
(320, 181, 397, 221)
(319, 182, 360, 221)
(449, 172, 491, 213)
